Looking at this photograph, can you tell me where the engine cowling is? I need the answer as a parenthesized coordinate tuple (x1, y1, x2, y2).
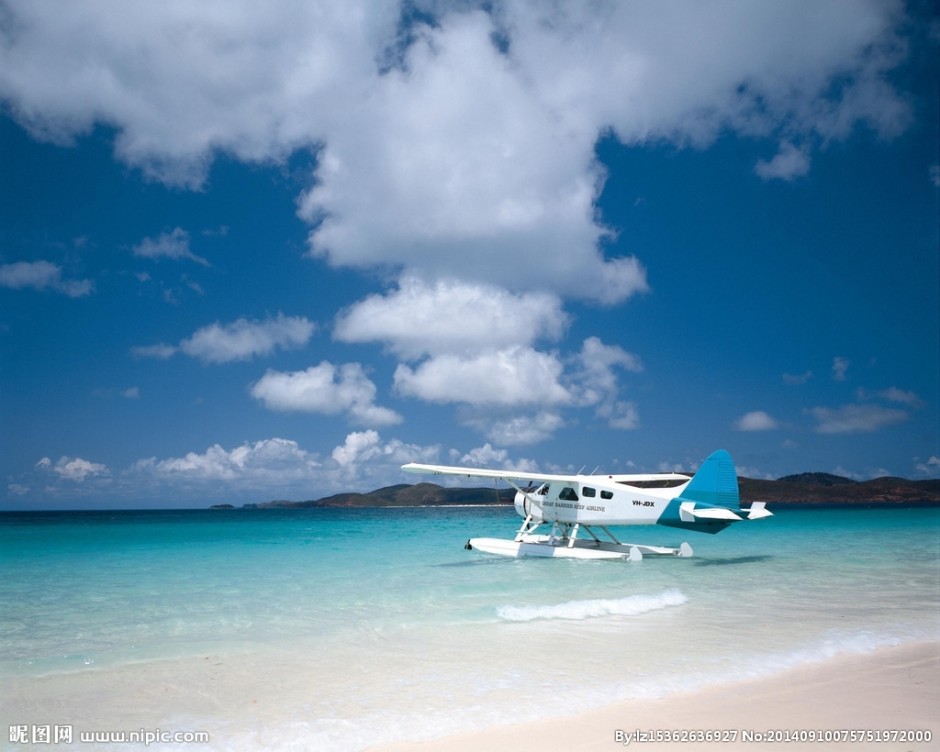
(514, 490, 545, 522)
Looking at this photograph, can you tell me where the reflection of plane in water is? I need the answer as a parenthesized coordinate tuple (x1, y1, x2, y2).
(402, 449, 772, 561)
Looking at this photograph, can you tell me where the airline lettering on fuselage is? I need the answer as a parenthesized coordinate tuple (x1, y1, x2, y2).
(543, 501, 607, 513)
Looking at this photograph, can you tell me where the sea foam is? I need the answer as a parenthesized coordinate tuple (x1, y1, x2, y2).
(496, 588, 687, 622)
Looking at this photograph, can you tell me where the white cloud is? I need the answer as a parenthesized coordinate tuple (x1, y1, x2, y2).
(560, 337, 643, 430)
(876, 386, 924, 408)
(0, 2, 909, 184)
(0, 260, 93, 297)
(132, 437, 321, 485)
(734, 410, 779, 431)
(915, 456, 940, 477)
(394, 347, 571, 407)
(807, 404, 908, 434)
(133, 227, 209, 266)
(393, 335, 642, 440)
(458, 443, 511, 468)
(299, 11, 648, 305)
(597, 401, 640, 431)
(124, 433, 439, 496)
(38, 455, 111, 482)
(180, 313, 315, 363)
(251, 362, 402, 426)
(464, 411, 566, 446)
(329, 431, 439, 484)
(0, 2, 398, 187)
(755, 141, 810, 181)
(0, 1, 913, 311)
(456, 443, 541, 473)
(334, 275, 568, 358)
(131, 314, 315, 363)
(570, 336, 643, 406)
(832, 356, 850, 382)
(131, 343, 178, 360)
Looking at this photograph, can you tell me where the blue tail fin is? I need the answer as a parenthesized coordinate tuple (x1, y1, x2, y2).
(656, 450, 741, 535)
(681, 449, 740, 509)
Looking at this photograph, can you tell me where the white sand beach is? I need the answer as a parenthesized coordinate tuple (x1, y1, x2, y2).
(377, 641, 939, 752)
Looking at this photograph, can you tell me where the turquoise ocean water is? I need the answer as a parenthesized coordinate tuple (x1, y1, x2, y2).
(1, 505, 938, 750)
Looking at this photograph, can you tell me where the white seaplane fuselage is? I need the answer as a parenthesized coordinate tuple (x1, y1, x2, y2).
(402, 450, 772, 561)
(509, 472, 692, 526)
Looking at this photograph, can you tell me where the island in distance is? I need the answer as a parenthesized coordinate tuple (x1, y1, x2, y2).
(210, 472, 940, 509)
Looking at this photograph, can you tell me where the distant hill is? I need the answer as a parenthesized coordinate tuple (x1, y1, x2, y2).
(224, 473, 940, 510)
(243, 482, 516, 509)
(739, 475, 940, 504)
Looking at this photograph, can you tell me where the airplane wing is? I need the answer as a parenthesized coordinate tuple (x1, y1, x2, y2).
(401, 462, 575, 486)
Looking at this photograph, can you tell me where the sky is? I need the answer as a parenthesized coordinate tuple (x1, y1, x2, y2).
(1, 0, 938, 510)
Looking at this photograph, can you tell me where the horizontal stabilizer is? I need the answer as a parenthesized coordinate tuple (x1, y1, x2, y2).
(679, 501, 742, 522)
(746, 501, 773, 520)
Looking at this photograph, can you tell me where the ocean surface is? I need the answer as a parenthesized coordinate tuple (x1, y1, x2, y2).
(1, 504, 938, 750)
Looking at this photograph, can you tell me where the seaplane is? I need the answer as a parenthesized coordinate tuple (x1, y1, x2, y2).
(401, 449, 772, 560)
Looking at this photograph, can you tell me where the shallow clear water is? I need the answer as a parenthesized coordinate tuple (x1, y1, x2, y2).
(1, 505, 937, 750)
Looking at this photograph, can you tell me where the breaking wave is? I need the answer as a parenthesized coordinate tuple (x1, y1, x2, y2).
(497, 589, 687, 622)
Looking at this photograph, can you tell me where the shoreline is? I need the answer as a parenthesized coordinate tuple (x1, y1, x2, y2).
(375, 641, 939, 752)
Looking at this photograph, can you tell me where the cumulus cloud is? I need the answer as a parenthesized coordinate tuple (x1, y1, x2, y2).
(570, 337, 642, 403)
(597, 401, 641, 431)
(734, 410, 779, 431)
(873, 386, 924, 408)
(299, 10, 647, 304)
(0, 260, 93, 297)
(251, 362, 402, 426)
(132, 313, 315, 363)
(132, 437, 321, 485)
(565, 337, 643, 430)
(463, 411, 566, 447)
(0, 2, 398, 187)
(334, 275, 568, 359)
(832, 356, 850, 382)
(499, 1, 909, 147)
(755, 141, 810, 181)
(329, 431, 440, 486)
(0, 1, 910, 307)
(455, 443, 541, 473)
(131, 343, 178, 360)
(394, 347, 571, 407)
(392, 335, 642, 440)
(180, 313, 316, 363)
(119, 434, 439, 496)
(331, 430, 432, 470)
(915, 456, 940, 476)
(37, 455, 110, 482)
(132, 227, 209, 265)
(807, 404, 908, 434)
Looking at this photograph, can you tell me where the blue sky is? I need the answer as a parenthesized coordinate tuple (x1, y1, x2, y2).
(1, 1, 938, 510)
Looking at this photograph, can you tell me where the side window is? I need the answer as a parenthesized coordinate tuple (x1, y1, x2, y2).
(537, 484, 549, 496)
(558, 487, 579, 501)
(583, 486, 596, 498)
(600, 490, 613, 500)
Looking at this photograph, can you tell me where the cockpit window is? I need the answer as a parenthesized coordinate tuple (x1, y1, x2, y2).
(558, 487, 579, 501)
(537, 484, 549, 496)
